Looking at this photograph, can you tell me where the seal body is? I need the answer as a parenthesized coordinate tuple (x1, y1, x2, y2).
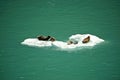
(37, 36, 51, 41)
(82, 36, 90, 43)
(37, 35, 55, 42)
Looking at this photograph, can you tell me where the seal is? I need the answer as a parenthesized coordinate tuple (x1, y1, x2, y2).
(37, 35, 51, 41)
(82, 36, 90, 43)
(37, 35, 56, 42)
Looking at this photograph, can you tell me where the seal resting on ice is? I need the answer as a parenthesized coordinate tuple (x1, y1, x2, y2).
(49, 37, 56, 42)
(67, 40, 73, 45)
(67, 40, 78, 45)
(37, 35, 55, 42)
(82, 36, 90, 43)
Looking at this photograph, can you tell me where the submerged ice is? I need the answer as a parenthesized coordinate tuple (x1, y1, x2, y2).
(21, 34, 104, 49)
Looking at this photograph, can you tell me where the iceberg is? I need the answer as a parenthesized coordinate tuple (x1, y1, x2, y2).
(21, 34, 104, 49)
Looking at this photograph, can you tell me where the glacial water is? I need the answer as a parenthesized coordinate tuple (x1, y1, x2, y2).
(0, 0, 120, 80)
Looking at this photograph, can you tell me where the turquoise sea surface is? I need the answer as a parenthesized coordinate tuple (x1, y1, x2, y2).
(0, 0, 120, 80)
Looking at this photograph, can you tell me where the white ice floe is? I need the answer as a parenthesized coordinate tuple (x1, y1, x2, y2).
(21, 34, 104, 49)
(21, 38, 52, 47)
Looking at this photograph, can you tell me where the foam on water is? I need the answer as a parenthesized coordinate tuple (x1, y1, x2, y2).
(21, 34, 104, 50)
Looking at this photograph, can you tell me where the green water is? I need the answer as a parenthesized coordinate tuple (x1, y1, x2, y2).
(0, 0, 120, 80)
